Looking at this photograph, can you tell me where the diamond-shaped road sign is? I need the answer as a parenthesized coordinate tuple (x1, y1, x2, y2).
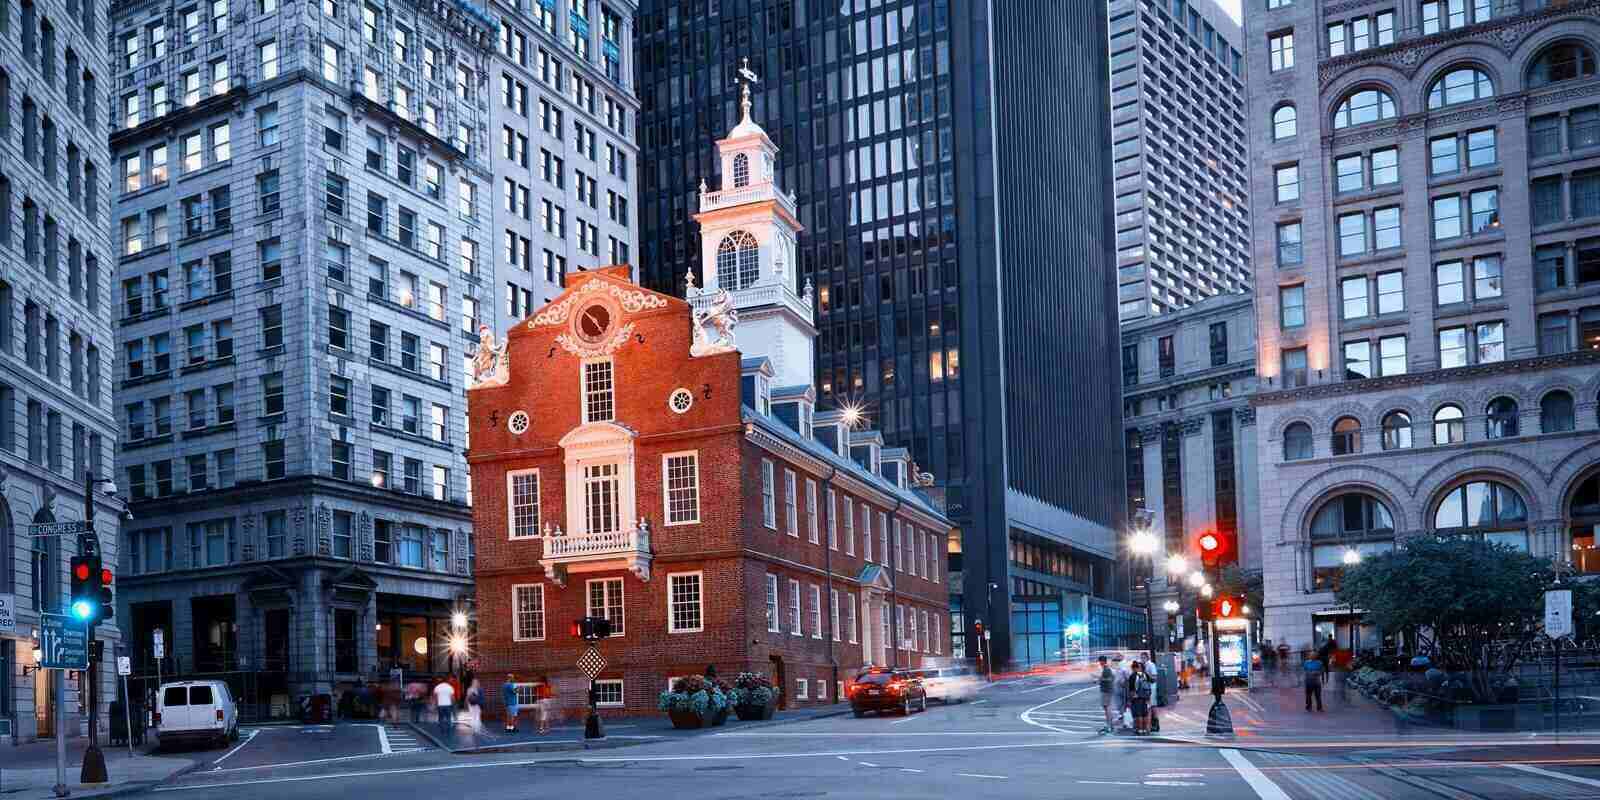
(577, 646, 606, 679)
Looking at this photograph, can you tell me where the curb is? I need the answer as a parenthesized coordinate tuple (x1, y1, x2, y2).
(409, 706, 856, 755)
(15, 755, 209, 800)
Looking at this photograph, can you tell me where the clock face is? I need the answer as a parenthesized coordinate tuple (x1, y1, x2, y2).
(575, 302, 614, 343)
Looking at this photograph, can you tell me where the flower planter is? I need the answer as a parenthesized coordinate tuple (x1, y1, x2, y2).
(667, 709, 705, 730)
(711, 705, 730, 726)
(734, 700, 776, 721)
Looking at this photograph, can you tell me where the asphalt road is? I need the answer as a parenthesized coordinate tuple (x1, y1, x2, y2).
(125, 674, 1600, 800)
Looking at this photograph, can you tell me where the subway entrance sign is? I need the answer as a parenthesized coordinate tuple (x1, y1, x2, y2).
(39, 613, 89, 670)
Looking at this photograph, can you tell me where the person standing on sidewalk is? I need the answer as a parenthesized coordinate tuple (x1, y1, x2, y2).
(502, 675, 521, 734)
(1128, 661, 1152, 735)
(1097, 656, 1117, 733)
(1110, 654, 1130, 731)
(1303, 652, 1325, 712)
(433, 677, 457, 736)
(1142, 652, 1161, 733)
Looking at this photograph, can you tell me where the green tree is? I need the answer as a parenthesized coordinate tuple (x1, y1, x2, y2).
(1335, 536, 1549, 702)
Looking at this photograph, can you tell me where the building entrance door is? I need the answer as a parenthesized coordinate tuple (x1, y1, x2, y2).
(34, 669, 56, 738)
(769, 656, 787, 710)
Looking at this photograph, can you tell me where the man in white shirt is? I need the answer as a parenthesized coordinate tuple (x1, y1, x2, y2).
(433, 678, 456, 736)
(1143, 651, 1161, 732)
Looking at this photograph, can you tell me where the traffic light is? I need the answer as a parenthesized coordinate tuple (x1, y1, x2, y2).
(97, 567, 115, 623)
(1197, 528, 1235, 568)
(571, 617, 613, 640)
(70, 555, 99, 622)
(1212, 595, 1243, 621)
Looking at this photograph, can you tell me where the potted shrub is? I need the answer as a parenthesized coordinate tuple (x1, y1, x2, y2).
(657, 675, 727, 729)
(729, 672, 779, 721)
(709, 678, 733, 726)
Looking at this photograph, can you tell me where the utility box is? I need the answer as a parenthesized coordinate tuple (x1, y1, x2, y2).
(1155, 653, 1179, 706)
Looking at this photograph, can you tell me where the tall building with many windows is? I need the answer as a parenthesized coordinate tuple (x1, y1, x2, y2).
(1110, 0, 1252, 322)
(1246, 1, 1600, 653)
(633, 1, 1128, 667)
(104, 0, 638, 710)
(1, 0, 123, 743)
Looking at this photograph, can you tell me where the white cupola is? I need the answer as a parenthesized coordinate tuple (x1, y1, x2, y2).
(690, 59, 815, 391)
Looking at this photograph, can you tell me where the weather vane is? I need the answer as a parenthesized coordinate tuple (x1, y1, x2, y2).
(736, 57, 761, 122)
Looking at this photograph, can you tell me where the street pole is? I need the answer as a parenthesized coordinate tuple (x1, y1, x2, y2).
(80, 472, 108, 785)
(1142, 558, 1154, 652)
(54, 669, 67, 797)
(123, 672, 134, 758)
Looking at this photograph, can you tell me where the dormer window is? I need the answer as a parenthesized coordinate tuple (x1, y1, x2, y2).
(583, 359, 614, 423)
(732, 153, 750, 187)
(757, 374, 771, 415)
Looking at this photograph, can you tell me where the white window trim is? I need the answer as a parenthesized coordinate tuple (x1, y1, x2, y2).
(827, 488, 838, 550)
(794, 678, 808, 700)
(843, 496, 855, 556)
(830, 588, 840, 642)
(506, 468, 541, 539)
(585, 577, 625, 636)
(806, 478, 818, 544)
(511, 582, 545, 642)
(660, 450, 700, 526)
(593, 678, 624, 708)
(784, 469, 798, 537)
(667, 570, 704, 634)
(788, 577, 802, 636)
(765, 573, 781, 632)
(931, 533, 941, 584)
(559, 421, 637, 540)
(579, 356, 615, 424)
(760, 458, 776, 529)
(816, 679, 827, 701)
(810, 584, 823, 639)
(848, 593, 858, 644)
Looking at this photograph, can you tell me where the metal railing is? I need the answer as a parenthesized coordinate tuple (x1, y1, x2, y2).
(543, 528, 649, 559)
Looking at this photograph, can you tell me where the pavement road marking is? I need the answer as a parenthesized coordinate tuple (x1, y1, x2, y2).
(1019, 686, 1097, 735)
(1148, 773, 1205, 778)
(1078, 780, 1140, 785)
(153, 740, 1104, 792)
(836, 756, 850, 761)
(716, 731, 1078, 737)
(859, 762, 879, 768)
(889, 714, 922, 725)
(1508, 764, 1600, 789)
(970, 699, 989, 705)
(899, 768, 923, 773)
(956, 773, 1008, 780)
(209, 729, 260, 768)
(374, 723, 391, 755)
(1220, 749, 1292, 800)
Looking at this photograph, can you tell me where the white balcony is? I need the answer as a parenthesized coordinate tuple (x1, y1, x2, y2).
(699, 181, 799, 221)
(539, 528, 652, 586)
(691, 281, 814, 327)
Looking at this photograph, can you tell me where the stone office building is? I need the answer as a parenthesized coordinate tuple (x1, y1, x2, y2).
(1121, 293, 1259, 646)
(105, 0, 508, 710)
(1, 0, 123, 743)
(1244, 1, 1600, 653)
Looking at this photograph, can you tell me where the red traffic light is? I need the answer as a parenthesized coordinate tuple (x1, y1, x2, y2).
(1211, 595, 1244, 620)
(101, 568, 114, 586)
(74, 562, 92, 581)
(1196, 528, 1235, 567)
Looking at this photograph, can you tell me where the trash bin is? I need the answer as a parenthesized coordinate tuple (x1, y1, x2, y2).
(301, 693, 333, 723)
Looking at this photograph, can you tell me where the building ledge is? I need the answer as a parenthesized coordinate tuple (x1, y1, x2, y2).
(539, 529, 653, 587)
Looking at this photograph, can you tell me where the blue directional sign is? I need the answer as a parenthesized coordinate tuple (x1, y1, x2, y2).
(39, 613, 89, 670)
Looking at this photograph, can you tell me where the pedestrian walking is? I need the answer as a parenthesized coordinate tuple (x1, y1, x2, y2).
(466, 678, 484, 732)
(1303, 652, 1325, 712)
(1128, 661, 1152, 735)
(1110, 654, 1130, 731)
(502, 675, 521, 734)
(433, 678, 456, 737)
(1096, 656, 1117, 734)
(1142, 652, 1161, 733)
(406, 680, 427, 723)
(535, 681, 554, 735)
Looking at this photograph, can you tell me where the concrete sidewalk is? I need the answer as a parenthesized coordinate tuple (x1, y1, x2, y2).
(1, 739, 200, 800)
(411, 703, 854, 754)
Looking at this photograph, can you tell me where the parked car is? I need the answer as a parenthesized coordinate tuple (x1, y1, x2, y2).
(847, 668, 927, 717)
(154, 680, 239, 749)
(918, 665, 982, 704)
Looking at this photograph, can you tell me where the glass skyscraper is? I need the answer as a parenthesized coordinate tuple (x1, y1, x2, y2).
(634, 0, 1129, 666)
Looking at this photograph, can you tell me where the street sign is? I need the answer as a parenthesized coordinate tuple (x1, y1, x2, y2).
(28, 521, 90, 538)
(39, 613, 89, 669)
(1546, 588, 1573, 639)
(153, 629, 165, 659)
(576, 646, 607, 679)
(117, 656, 132, 676)
(0, 593, 16, 637)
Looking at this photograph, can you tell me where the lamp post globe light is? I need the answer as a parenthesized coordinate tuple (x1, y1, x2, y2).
(1127, 509, 1158, 650)
(1343, 548, 1363, 566)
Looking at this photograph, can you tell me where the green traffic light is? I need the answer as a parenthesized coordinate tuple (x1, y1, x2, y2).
(71, 599, 95, 620)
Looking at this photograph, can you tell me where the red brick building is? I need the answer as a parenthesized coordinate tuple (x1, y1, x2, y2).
(466, 93, 951, 715)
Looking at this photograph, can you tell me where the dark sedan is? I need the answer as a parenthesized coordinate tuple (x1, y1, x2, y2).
(847, 669, 927, 717)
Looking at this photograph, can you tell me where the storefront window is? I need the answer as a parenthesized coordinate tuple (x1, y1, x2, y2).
(1572, 473, 1600, 574)
(1434, 479, 1529, 551)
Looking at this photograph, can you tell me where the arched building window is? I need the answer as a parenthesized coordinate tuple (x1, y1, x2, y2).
(1284, 422, 1313, 461)
(1272, 105, 1297, 140)
(1528, 42, 1597, 88)
(716, 230, 759, 290)
(1485, 397, 1518, 439)
(1435, 479, 1529, 550)
(1433, 405, 1465, 445)
(1332, 417, 1361, 455)
(1309, 493, 1396, 591)
(732, 153, 750, 187)
(1542, 390, 1576, 433)
(1427, 67, 1494, 109)
(1381, 411, 1412, 450)
(1333, 89, 1395, 129)
(1572, 472, 1600, 574)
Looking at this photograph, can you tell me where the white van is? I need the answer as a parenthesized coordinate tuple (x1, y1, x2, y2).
(155, 681, 239, 749)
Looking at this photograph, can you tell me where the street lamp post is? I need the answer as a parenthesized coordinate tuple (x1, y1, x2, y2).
(1128, 509, 1157, 652)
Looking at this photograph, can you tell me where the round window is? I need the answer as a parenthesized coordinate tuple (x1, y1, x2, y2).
(507, 410, 530, 434)
(668, 388, 694, 414)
